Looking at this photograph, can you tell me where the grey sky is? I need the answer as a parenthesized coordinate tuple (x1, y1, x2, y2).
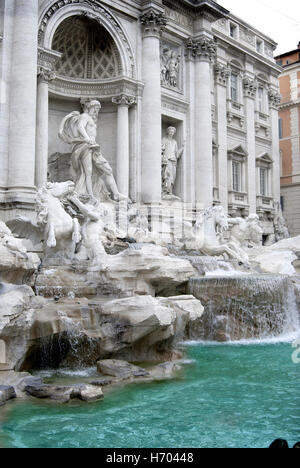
(218, 0, 300, 55)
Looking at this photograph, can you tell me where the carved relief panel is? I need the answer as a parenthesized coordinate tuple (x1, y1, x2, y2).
(161, 42, 183, 93)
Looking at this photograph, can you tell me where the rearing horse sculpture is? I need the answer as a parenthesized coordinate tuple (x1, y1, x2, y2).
(8, 181, 81, 262)
(188, 206, 249, 263)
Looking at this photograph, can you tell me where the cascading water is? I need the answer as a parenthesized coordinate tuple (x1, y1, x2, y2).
(24, 309, 98, 370)
(187, 275, 300, 342)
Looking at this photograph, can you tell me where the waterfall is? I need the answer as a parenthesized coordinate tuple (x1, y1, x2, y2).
(173, 255, 238, 276)
(187, 275, 300, 342)
(25, 309, 98, 370)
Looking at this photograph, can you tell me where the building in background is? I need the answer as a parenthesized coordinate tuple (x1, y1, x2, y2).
(276, 43, 300, 236)
(0, 0, 282, 241)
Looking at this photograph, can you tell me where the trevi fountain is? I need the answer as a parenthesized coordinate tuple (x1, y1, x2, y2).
(0, 0, 299, 449)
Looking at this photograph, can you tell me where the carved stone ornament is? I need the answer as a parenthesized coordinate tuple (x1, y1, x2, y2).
(268, 89, 281, 109)
(185, 37, 216, 62)
(140, 10, 168, 38)
(214, 63, 230, 86)
(243, 77, 257, 98)
(161, 45, 182, 90)
(37, 66, 56, 84)
(112, 94, 137, 107)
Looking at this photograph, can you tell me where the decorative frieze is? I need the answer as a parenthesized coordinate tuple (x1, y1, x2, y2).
(48, 76, 144, 100)
(185, 37, 216, 62)
(112, 94, 137, 107)
(140, 10, 168, 38)
(243, 77, 257, 98)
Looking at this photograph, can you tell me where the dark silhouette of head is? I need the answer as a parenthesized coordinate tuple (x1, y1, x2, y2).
(269, 439, 289, 449)
(293, 442, 300, 449)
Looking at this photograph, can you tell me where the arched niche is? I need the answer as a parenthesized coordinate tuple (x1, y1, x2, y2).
(51, 16, 122, 81)
(38, 1, 136, 79)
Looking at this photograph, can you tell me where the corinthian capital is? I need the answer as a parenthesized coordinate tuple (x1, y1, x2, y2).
(37, 66, 56, 84)
(185, 37, 216, 62)
(214, 63, 230, 86)
(112, 94, 137, 107)
(268, 89, 281, 109)
(243, 77, 257, 98)
(140, 9, 168, 38)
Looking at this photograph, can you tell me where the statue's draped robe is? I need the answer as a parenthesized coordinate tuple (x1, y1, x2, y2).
(162, 137, 179, 195)
(59, 112, 111, 201)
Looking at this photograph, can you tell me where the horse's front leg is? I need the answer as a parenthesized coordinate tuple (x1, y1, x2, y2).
(46, 223, 57, 248)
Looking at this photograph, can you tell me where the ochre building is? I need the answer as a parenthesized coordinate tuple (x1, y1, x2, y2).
(276, 43, 300, 236)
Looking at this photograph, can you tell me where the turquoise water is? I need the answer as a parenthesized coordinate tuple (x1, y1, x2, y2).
(0, 342, 299, 448)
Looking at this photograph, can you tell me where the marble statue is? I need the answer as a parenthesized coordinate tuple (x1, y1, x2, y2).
(67, 194, 108, 264)
(274, 203, 290, 242)
(161, 127, 185, 198)
(59, 99, 127, 204)
(0, 220, 28, 259)
(229, 214, 263, 248)
(161, 47, 181, 88)
(186, 206, 249, 263)
(8, 181, 81, 261)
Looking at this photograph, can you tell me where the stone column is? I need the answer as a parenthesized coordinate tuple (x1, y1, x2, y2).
(268, 89, 282, 205)
(140, 9, 167, 203)
(35, 67, 55, 188)
(243, 77, 258, 214)
(8, 0, 39, 200)
(215, 62, 230, 211)
(112, 95, 136, 198)
(190, 37, 216, 208)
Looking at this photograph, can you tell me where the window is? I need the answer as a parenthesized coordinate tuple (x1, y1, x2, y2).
(232, 161, 242, 192)
(230, 23, 237, 39)
(277, 60, 283, 66)
(231, 74, 238, 102)
(256, 39, 263, 54)
(278, 118, 283, 139)
(258, 87, 264, 112)
(260, 168, 267, 196)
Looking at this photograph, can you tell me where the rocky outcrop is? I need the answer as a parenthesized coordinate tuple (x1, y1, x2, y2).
(8, 294, 203, 370)
(0, 220, 40, 285)
(0, 284, 46, 370)
(35, 245, 195, 297)
(249, 236, 300, 276)
(0, 385, 16, 406)
(97, 360, 150, 379)
(25, 383, 103, 404)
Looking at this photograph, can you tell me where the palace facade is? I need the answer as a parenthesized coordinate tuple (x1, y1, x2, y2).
(0, 0, 282, 240)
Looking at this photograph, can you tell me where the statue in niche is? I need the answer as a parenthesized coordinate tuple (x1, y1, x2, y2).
(161, 47, 181, 88)
(59, 99, 127, 204)
(161, 127, 185, 198)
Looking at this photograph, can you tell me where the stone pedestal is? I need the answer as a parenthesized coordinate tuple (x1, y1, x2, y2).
(140, 10, 167, 203)
(7, 0, 39, 201)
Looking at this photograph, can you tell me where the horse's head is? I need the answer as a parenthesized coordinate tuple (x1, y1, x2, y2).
(46, 181, 75, 199)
